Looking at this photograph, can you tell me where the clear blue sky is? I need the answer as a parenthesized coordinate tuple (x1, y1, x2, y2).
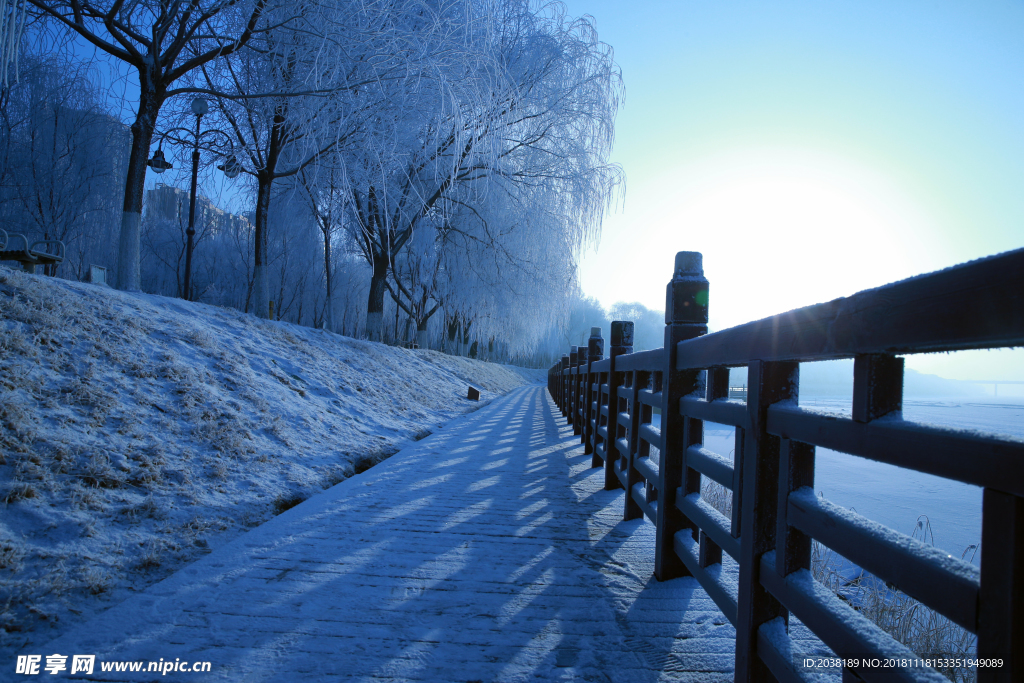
(561, 0, 1024, 382)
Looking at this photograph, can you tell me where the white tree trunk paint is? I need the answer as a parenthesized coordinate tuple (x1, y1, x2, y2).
(252, 263, 270, 319)
(366, 312, 383, 341)
(324, 292, 335, 333)
(116, 211, 141, 291)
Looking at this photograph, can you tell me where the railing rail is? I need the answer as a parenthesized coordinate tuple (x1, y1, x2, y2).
(546, 248, 1023, 683)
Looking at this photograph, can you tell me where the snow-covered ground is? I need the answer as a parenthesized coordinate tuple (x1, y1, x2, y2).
(33, 385, 739, 682)
(0, 265, 542, 657)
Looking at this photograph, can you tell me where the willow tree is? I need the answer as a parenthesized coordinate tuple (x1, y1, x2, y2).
(27, 0, 277, 290)
(299, 165, 346, 332)
(0, 57, 120, 277)
(202, 0, 478, 319)
(361, 0, 623, 345)
(0, 0, 27, 86)
(323, 0, 501, 341)
(198, 19, 344, 318)
(385, 220, 446, 348)
(428, 172, 596, 356)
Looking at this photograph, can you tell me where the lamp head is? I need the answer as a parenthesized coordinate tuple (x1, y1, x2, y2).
(147, 147, 172, 174)
(191, 97, 209, 117)
(217, 154, 242, 179)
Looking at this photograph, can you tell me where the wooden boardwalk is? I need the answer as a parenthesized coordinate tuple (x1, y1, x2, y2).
(42, 385, 736, 682)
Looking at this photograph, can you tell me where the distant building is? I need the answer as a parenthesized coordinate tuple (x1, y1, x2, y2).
(145, 183, 249, 237)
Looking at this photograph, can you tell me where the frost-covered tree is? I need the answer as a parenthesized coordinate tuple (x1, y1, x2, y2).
(140, 191, 220, 298)
(607, 301, 663, 351)
(350, 0, 622, 342)
(334, 0, 497, 340)
(385, 222, 446, 347)
(299, 165, 351, 333)
(264, 183, 323, 324)
(197, 19, 325, 316)
(0, 56, 127, 278)
(0, 0, 28, 86)
(141, 211, 187, 296)
(191, 203, 254, 310)
(198, 0, 466, 319)
(27, 0, 277, 291)
(414, 177, 586, 355)
(562, 295, 609, 348)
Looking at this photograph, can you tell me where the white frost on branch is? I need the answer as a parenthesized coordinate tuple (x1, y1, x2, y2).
(0, 0, 27, 86)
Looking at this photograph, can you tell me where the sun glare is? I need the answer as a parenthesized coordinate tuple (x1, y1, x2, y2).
(610, 150, 939, 330)
(579, 147, 1024, 381)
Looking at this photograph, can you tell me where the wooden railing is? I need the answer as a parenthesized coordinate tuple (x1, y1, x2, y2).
(546, 249, 1024, 683)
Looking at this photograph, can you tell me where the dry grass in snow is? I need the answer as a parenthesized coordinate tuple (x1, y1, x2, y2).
(0, 265, 541, 655)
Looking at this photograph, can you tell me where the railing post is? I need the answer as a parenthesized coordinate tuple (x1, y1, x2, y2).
(585, 327, 604, 457)
(623, 361, 647, 522)
(607, 321, 632, 492)
(655, 251, 709, 581)
(734, 360, 797, 682)
(560, 355, 569, 412)
(566, 348, 578, 421)
(978, 489, 1023, 682)
(574, 347, 588, 436)
(551, 362, 559, 405)
(552, 362, 558, 402)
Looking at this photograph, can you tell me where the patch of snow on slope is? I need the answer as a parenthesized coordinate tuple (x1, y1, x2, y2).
(0, 266, 541, 655)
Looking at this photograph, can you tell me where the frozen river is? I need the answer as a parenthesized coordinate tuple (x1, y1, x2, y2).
(686, 397, 1024, 563)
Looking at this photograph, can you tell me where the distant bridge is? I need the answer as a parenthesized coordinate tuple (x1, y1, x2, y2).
(969, 380, 1024, 396)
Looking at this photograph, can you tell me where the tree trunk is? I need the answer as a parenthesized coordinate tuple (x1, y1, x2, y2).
(393, 300, 401, 343)
(416, 318, 430, 350)
(323, 226, 334, 332)
(252, 177, 273, 319)
(116, 82, 161, 291)
(253, 106, 286, 320)
(365, 251, 388, 341)
(460, 320, 472, 357)
(446, 315, 460, 354)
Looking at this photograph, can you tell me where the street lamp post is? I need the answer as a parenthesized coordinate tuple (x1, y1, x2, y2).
(147, 97, 241, 301)
(183, 97, 207, 301)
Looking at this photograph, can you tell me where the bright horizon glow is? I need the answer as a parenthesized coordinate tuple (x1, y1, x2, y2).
(592, 148, 942, 329)
(582, 149, 1022, 383)
(565, 0, 1024, 382)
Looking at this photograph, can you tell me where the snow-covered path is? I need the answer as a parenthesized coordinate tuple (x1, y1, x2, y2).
(38, 385, 736, 682)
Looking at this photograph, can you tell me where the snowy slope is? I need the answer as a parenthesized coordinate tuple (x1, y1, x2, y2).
(0, 265, 541, 655)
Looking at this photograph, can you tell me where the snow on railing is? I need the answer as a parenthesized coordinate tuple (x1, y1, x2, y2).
(547, 247, 1024, 683)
